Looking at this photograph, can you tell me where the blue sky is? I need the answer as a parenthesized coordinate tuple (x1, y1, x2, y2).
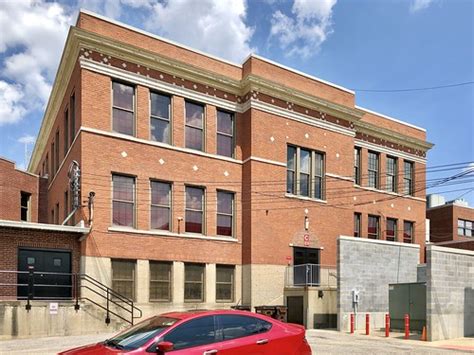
(0, 0, 473, 204)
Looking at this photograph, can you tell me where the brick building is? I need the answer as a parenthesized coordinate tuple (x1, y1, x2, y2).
(427, 195, 474, 251)
(3, 10, 432, 316)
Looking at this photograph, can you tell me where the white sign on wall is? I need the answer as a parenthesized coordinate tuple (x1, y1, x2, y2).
(49, 302, 58, 315)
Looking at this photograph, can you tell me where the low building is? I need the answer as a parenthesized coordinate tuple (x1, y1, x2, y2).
(427, 194, 474, 251)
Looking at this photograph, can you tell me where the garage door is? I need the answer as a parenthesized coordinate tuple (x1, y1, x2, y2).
(17, 248, 72, 299)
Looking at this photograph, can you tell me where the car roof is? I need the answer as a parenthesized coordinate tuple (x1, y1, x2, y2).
(160, 309, 270, 321)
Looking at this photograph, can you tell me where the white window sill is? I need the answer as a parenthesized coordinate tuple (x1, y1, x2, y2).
(108, 226, 239, 243)
(353, 185, 425, 202)
(285, 193, 327, 204)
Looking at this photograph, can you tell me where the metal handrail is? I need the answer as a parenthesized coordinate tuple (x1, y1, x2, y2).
(0, 269, 142, 325)
(284, 263, 337, 287)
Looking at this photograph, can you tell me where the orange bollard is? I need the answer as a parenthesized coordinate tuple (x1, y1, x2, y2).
(404, 314, 410, 339)
(385, 314, 390, 337)
(365, 314, 370, 335)
(350, 314, 354, 334)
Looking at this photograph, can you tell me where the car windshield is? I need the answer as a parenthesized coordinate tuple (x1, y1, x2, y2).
(105, 316, 178, 350)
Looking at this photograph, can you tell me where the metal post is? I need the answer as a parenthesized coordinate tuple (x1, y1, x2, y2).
(404, 314, 410, 339)
(350, 314, 354, 334)
(365, 314, 370, 335)
(385, 314, 390, 337)
(131, 301, 134, 325)
(26, 266, 34, 311)
(105, 288, 110, 325)
(74, 274, 80, 311)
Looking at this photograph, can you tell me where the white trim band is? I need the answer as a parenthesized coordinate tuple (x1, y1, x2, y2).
(338, 235, 420, 249)
(108, 226, 239, 243)
(355, 139, 427, 164)
(242, 156, 286, 167)
(0, 219, 90, 234)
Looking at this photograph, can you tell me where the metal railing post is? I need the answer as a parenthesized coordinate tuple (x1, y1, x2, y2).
(26, 266, 34, 311)
(105, 288, 111, 325)
(74, 274, 80, 311)
(131, 301, 134, 325)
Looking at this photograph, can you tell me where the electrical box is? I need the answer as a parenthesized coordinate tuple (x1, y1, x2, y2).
(352, 289, 360, 304)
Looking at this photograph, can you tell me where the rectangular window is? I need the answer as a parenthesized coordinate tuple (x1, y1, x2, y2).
(368, 151, 379, 189)
(286, 146, 296, 194)
(404, 161, 414, 195)
(20, 192, 30, 222)
(216, 265, 234, 302)
(386, 218, 397, 242)
(185, 186, 204, 234)
(286, 145, 325, 199)
(150, 261, 172, 302)
(386, 156, 398, 192)
(55, 130, 59, 172)
(314, 152, 324, 200)
(184, 263, 204, 302)
(112, 82, 135, 136)
(64, 108, 69, 155)
(368, 215, 379, 239)
(112, 174, 135, 227)
(150, 92, 171, 144)
(70, 92, 76, 143)
(458, 219, 473, 237)
(217, 110, 234, 157)
(354, 213, 361, 238)
(45, 154, 49, 176)
(403, 221, 414, 243)
(217, 191, 234, 237)
(151, 181, 171, 231)
(111, 259, 136, 300)
(185, 101, 204, 151)
(354, 147, 361, 185)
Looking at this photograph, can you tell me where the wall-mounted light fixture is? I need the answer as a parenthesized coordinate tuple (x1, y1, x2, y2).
(304, 216, 309, 231)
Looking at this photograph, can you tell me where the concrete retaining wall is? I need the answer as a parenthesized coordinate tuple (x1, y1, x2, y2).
(337, 236, 420, 331)
(426, 245, 474, 341)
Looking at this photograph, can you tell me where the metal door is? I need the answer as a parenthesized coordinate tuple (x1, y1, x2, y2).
(18, 248, 72, 299)
(293, 247, 320, 286)
(287, 296, 304, 325)
(388, 282, 426, 331)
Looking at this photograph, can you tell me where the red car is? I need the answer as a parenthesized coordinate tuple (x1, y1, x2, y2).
(59, 310, 311, 355)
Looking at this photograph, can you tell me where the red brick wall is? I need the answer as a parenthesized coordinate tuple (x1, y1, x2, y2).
(428, 204, 474, 243)
(0, 227, 81, 299)
(0, 158, 40, 222)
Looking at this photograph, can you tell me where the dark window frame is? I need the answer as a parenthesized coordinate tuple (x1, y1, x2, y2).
(185, 100, 205, 151)
(386, 218, 398, 242)
(55, 130, 60, 173)
(458, 219, 473, 237)
(216, 190, 234, 237)
(70, 92, 76, 144)
(368, 151, 379, 189)
(64, 107, 69, 156)
(386, 156, 398, 193)
(112, 81, 136, 136)
(404, 160, 414, 196)
(150, 180, 172, 231)
(368, 215, 380, 239)
(403, 221, 414, 243)
(112, 174, 136, 228)
(20, 191, 31, 222)
(184, 263, 205, 302)
(216, 109, 235, 158)
(216, 265, 235, 302)
(185, 185, 205, 234)
(150, 91, 171, 144)
(111, 259, 136, 301)
(354, 147, 361, 185)
(354, 213, 361, 238)
(149, 261, 172, 302)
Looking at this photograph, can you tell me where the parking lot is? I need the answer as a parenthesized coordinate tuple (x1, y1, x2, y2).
(1, 329, 472, 354)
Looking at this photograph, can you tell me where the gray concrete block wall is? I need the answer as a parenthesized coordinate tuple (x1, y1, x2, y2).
(337, 236, 420, 331)
(426, 245, 474, 341)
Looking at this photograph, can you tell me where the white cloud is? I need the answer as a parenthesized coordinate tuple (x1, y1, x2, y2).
(18, 134, 36, 144)
(0, 0, 71, 124)
(146, 0, 254, 63)
(0, 81, 27, 125)
(270, 0, 337, 58)
(410, 0, 435, 13)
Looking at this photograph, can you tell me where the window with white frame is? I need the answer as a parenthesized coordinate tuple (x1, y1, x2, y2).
(150, 92, 171, 143)
(386, 218, 397, 242)
(216, 265, 234, 302)
(217, 110, 234, 157)
(458, 219, 473, 237)
(368, 215, 380, 239)
(368, 151, 379, 189)
(112, 174, 135, 227)
(217, 191, 234, 237)
(185, 186, 204, 234)
(185, 101, 204, 151)
(403, 221, 414, 243)
(151, 181, 171, 231)
(184, 263, 205, 302)
(386, 156, 398, 192)
(404, 161, 414, 195)
(149, 261, 172, 302)
(112, 82, 135, 136)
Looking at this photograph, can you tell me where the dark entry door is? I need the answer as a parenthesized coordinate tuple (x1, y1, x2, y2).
(293, 247, 320, 286)
(18, 249, 72, 299)
(287, 296, 304, 325)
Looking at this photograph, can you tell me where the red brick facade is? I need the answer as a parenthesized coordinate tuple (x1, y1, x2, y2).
(15, 11, 432, 305)
(427, 203, 474, 244)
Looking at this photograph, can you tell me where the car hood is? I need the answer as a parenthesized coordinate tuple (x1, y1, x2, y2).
(59, 342, 124, 354)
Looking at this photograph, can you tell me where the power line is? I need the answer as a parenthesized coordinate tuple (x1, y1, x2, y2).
(353, 81, 474, 93)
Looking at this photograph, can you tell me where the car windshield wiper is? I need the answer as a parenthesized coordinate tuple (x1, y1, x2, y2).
(104, 339, 125, 349)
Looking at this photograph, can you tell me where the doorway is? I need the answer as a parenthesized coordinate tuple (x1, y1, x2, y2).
(293, 247, 320, 286)
(17, 248, 72, 299)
